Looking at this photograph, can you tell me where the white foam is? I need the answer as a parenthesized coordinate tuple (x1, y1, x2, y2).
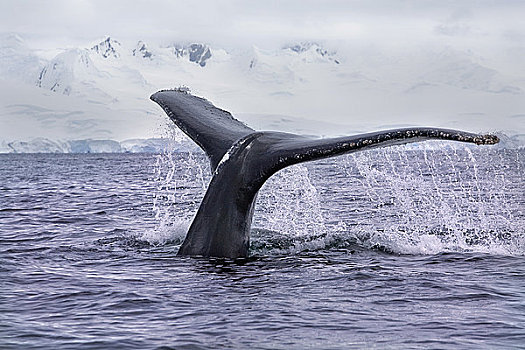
(140, 217, 191, 246)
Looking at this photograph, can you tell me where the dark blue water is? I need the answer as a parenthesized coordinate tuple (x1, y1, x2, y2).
(1, 149, 524, 349)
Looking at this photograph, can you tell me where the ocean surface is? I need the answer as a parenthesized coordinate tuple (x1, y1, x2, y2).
(1, 146, 524, 349)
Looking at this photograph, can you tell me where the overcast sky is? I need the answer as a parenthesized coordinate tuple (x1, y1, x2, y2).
(1, 0, 524, 50)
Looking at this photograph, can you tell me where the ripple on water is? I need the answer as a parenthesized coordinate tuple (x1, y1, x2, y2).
(0, 151, 524, 349)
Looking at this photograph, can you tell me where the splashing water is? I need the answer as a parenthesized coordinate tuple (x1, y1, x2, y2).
(147, 133, 524, 256)
(252, 165, 336, 254)
(338, 144, 524, 255)
(255, 165, 326, 236)
(141, 126, 209, 245)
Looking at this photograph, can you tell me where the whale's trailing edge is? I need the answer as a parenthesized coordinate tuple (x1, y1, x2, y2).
(151, 89, 499, 258)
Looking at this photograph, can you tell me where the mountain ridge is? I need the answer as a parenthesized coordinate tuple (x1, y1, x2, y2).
(1, 33, 524, 148)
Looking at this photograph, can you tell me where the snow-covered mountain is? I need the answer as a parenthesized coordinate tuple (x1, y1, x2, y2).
(132, 41, 153, 59)
(36, 48, 112, 100)
(171, 43, 212, 67)
(91, 37, 121, 59)
(1, 34, 524, 152)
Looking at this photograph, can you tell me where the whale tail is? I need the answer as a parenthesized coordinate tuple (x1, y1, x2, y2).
(151, 89, 499, 258)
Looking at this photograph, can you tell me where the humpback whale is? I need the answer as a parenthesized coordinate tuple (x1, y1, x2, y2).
(151, 89, 499, 258)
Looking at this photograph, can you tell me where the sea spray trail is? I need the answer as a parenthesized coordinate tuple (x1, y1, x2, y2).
(141, 126, 210, 245)
(327, 145, 524, 255)
(146, 157, 206, 245)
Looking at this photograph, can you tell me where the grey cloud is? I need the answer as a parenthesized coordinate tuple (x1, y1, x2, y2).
(0, 0, 524, 50)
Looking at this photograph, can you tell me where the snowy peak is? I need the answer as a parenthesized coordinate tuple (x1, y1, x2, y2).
(91, 37, 121, 59)
(171, 43, 212, 67)
(36, 49, 93, 94)
(132, 41, 153, 59)
(34, 48, 112, 101)
(244, 43, 341, 84)
(284, 42, 324, 54)
(283, 42, 340, 64)
(188, 43, 212, 67)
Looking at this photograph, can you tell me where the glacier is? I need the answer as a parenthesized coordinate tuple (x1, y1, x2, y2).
(1, 138, 199, 154)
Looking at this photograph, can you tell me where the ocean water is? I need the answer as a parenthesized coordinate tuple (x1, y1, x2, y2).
(1, 147, 524, 349)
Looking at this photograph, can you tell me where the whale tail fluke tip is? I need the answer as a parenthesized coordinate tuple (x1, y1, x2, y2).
(476, 134, 500, 145)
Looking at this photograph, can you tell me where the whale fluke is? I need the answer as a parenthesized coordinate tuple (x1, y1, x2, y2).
(151, 89, 255, 171)
(151, 89, 499, 258)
